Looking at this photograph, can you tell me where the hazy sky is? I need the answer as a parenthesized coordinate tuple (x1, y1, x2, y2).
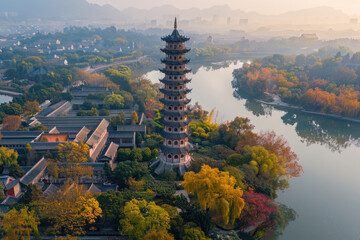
(88, 0, 360, 15)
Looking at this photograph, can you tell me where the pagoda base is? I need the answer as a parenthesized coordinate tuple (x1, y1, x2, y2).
(150, 153, 192, 176)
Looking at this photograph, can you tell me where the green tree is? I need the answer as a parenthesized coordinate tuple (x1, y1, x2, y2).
(117, 148, 131, 161)
(99, 109, 110, 116)
(142, 147, 152, 162)
(19, 184, 42, 204)
(90, 107, 98, 116)
(0, 182, 6, 201)
(9, 164, 24, 179)
(183, 226, 210, 240)
(104, 94, 124, 109)
(120, 199, 170, 240)
(110, 111, 125, 129)
(0, 207, 39, 240)
(96, 190, 123, 223)
(130, 148, 143, 162)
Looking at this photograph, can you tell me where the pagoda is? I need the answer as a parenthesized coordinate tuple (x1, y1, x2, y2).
(151, 18, 192, 175)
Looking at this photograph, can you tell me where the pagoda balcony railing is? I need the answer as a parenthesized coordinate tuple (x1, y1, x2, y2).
(161, 131, 190, 139)
(160, 109, 189, 117)
(159, 68, 191, 75)
(160, 48, 191, 54)
(161, 59, 190, 65)
(160, 119, 191, 127)
(161, 144, 191, 154)
(159, 78, 191, 85)
(159, 98, 191, 106)
(160, 88, 192, 96)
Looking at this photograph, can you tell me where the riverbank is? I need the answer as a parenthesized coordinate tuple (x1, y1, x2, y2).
(256, 94, 360, 124)
(0, 88, 22, 96)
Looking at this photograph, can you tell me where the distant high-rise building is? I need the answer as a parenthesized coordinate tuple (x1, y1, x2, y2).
(227, 17, 231, 25)
(151, 18, 192, 175)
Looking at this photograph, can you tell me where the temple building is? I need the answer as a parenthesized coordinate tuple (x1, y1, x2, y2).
(151, 18, 192, 175)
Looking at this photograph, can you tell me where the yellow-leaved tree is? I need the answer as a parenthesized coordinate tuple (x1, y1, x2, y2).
(38, 184, 102, 235)
(56, 141, 89, 162)
(120, 199, 170, 240)
(0, 207, 39, 240)
(182, 165, 245, 225)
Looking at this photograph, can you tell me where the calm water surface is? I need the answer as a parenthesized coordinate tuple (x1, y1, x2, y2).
(0, 95, 12, 104)
(145, 60, 360, 240)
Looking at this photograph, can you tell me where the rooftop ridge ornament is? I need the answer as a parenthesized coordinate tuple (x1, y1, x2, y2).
(174, 17, 177, 29)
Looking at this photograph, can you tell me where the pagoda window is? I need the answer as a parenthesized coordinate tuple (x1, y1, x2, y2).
(175, 97, 178, 100)
(180, 76, 182, 79)
(169, 86, 172, 89)
(174, 76, 177, 79)
(180, 86, 183, 89)
(180, 127, 184, 131)
(168, 96, 172, 100)
(174, 86, 178, 90)
(168, 117, 172, 121)
(168, 106, 172, 110)
(179, 107, 183, 110)
(169, 66, 172, 69)
(175, 117, 178, 121)
(180, 117, 183, 120)
(174, 128, 178, 132)
(180, 96, 183, 99)
(168, 154, 172, 158)
(181, 154, 184, 158)
(174, 155, 179, 159)
(174, 44, 177, 47)
(168, 140, 171, 145)
(168, 127, 172, 131)
(174, 141, 178, 146)
(169, 44, 172, 47)
(174, 56, 177, 60)
(174, 66, 177, 70)
(181, 141, 184, 145)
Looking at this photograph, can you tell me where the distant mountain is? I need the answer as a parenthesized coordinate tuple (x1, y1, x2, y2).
(0, 0, 123, 22)
(119, 5, 351, 25)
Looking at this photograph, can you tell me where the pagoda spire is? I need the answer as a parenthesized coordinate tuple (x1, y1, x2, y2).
(174, 17, 177, 29)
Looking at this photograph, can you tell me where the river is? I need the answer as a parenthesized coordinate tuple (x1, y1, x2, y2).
(0, 94, 12, 104)
(144, 60, 360, 240)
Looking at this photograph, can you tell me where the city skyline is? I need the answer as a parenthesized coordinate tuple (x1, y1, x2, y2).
(88, 0, 360, 15)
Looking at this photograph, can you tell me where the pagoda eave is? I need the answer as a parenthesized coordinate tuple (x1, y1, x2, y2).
(159, 79, 191, 85)
(159, 69, 192, 75)
(161, 145, 191, 154)
(159, 88, 192, 96)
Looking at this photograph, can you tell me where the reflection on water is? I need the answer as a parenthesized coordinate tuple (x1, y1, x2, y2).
(234, 90, 360, 152)
(281, 111, 360, 152)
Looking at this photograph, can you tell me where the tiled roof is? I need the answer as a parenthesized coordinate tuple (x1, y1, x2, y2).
(86, 119, 109, 147)
(43, 184, 59, 197)
(87, 183, 101, 195)
(20, 157, 47, 186)
(116, 124, 146, 132)
(74, 126, 90, 143)
(5, 179, 19, 191)
(103, 142, 119, 160)
(1, 196, 20, 205)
